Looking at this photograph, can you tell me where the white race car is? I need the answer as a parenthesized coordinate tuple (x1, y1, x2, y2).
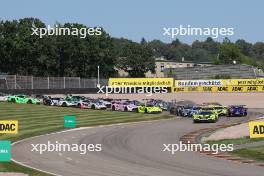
(58, 99, 78, 107)
(78, 100, 107, 110)
(0, 94, 8, 101)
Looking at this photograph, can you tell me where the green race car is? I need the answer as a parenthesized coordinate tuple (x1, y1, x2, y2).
(193, 111, 218, 123)
(201, 107, 218, 115)
(7, 95, 40, 104)
(208, 105, 227, 116)
(137, 103, 162, 113)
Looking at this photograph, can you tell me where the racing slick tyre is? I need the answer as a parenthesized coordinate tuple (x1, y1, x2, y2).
(11, 98, 16, 103)
(91, 105, 95, 110)
(144, 109, 148, 113)
(112, 106, 115, 111)
(77, 103, 81, 108)
(212, 119, 217, 123)
(193, 120, 198, 123)
(27, 99, 32, 104)
(124, 107, 128, 112)
(136, 108, 139, 113)
(62, 102, 67, 107)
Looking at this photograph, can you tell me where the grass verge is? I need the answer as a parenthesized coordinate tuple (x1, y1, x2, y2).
(231, 146, 264, 162)
(206, 137, 264, 162)
(206, 136, 264, 145)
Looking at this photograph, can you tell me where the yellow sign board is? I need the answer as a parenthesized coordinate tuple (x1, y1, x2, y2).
(172, 85, 264, 93)
(0, 120, 18, 134)
(108, 78, 174, 87)
(175, 78, 264, 87)
(249, 121, 264, 138)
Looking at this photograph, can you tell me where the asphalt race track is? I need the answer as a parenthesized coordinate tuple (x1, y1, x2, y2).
(12, 110, 264, 176)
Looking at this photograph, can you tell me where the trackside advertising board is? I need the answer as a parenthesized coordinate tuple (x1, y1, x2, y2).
(109, 78, 174, 87)
(108, 78, 264, 92)
(173, 86, 264, 93)
(173, 78, 264, 93)
(0, 141, 11, 162)
(174, 78, 264, 87)
(249, 121, 264, 138)
(64, 116, 76, 128)
(0, 120, 18, 134)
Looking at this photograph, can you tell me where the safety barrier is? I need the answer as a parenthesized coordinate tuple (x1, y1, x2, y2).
(172, 85, 264, 92)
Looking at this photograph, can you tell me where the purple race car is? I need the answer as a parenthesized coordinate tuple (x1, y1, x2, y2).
(227, 105, 247, 117)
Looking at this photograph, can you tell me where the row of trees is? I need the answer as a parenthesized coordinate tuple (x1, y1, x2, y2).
(146, 37, 264, 66)
(0, 18, 116, 78)
(0, 18, 264, 78)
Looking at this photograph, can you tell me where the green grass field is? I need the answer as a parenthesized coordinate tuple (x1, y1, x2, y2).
(0, 102, 171, 175)
(206, 137, 264, 146)
(232, 146, 264, 162)
(206, 137, 264, 162)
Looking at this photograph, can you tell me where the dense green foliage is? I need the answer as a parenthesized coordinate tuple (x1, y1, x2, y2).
(0, 18, 264, 78)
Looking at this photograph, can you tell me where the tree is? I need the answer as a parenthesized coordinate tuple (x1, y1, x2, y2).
(218, 43, 242, 64)
(235, 39, 252, 56)
(140, 37, 147, 45)
(117, 43, 155, 77)
(0, 18, 117, 78)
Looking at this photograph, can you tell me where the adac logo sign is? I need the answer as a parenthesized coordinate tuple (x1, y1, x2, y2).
(0, 120, 18, 134)
(249, 121, 264, 138)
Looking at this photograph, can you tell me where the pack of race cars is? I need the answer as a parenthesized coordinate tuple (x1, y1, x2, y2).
(1, 94, 166, 114)
(42, 95, 165, 113)
(0, 94, 248, 122)
(170, 103, 247, 123)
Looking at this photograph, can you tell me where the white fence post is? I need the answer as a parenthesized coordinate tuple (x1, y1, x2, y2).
(47, 77, 50, 89)
(14, 75, 17, 89)
(63, 77, 66, 89)
(31, 76, 34, 89)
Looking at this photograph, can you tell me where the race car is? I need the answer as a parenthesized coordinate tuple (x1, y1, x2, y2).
(137, 103, 162, 113)
(187, 106, 202, 117)
(200, 107, 218, 115)
(111, 101, 137, 111)
(208, 105, 228, 116)
(7, 94, 40, 104)
(170, 105, 185, 116)
(58, 99, 78, 107)
(43, 96, 64, 106)
(78, 100, 107, 110)
(92, 101, 107, 110)
(227, 105, 247, 117)
(181, 105, 194, 117)
(98, 99, 111, 108)
(0, 93, 8, 101)
(193, 111, 219, 123)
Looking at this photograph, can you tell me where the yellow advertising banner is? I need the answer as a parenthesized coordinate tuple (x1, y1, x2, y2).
(227, 78, 264, 86)
(175, 78, 264, 87)
(108, 78, 174, 87)
(0, 120, 18, 134)
(249, 121, 264, 138)
(172, 85, 264, 93)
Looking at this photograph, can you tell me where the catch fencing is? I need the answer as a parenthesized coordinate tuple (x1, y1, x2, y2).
(0, 75, 108, 89)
